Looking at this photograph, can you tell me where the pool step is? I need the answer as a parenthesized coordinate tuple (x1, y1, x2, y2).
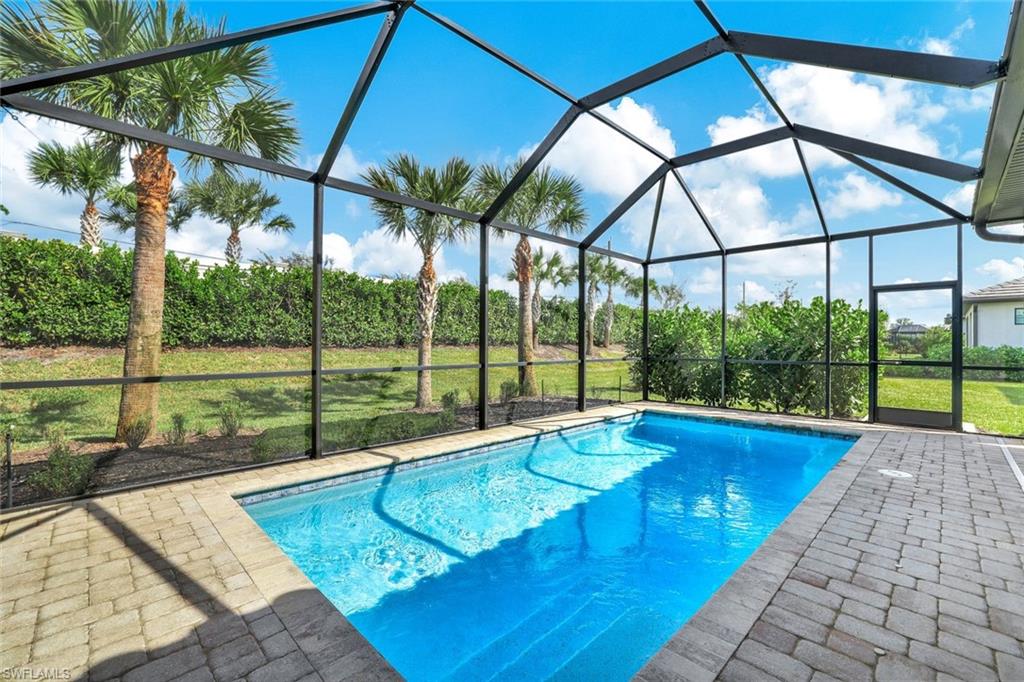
(488, 596, 625, 680)
(548, 606, 677, 681)
(444, 580, 599, 681)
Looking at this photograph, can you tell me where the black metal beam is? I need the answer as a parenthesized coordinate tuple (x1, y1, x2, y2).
(480, 105, 582, 224)
(641, 263, 650, 401)
(410, 5, 577, 105)
(725, 31, 1004, 88)
(311, 183, 324, 458)
(580, 37, 727, 109)
(829, 217, 961, 242)
(794, 125, 980, 182)
(645, 176, 667, 262)
(670, 169, 726, 253)
(317, 6, 407, 180)
(2, 94, 316, 181)
(590, 245, 645, 265)
(577, 246, 587, 411)
(580, 163, 672, 248)
(831, 150, 971, 222)
(670, 127, 792, 167)
(793, 139, 829, 237)
(0, 1, 396, 96)
(953, 224, 964, 431)
(479, 221, 489, 430)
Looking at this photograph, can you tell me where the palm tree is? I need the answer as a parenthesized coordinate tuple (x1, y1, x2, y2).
(476, 163, 586, 396)
(655, 283, 686, 310)
(26, 141, 120, 250)
(185, 171, 293, 263)
(363, 154, 479, 408)
(506, 247, 568, 351)
(583, 252, 605, 357)
(600, 248, 625, 348)
(103, 183, 194, 234)
(2, 0, 300, 440)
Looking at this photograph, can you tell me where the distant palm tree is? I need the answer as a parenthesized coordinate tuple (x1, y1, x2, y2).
(103, 183, 194, 235)
(185, 171, 294, 263)
(363, 154, 479, 407)
(476, 164, 586, 395)
(2, 0, 300, 440)
(599, 249, 625, 348)
(27, 141, 120, 250)
(583, 252, 606, 356)
(655, 283, 685, 310)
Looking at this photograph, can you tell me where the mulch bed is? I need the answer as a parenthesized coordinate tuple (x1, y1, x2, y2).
(2, 397, 614, 509)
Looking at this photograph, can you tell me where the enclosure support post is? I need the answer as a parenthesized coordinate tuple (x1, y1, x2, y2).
(952, 224, 964, 431)
(312, 183, 324, 458)
(642, 263, 650, 401)
(479, 221, 489, 430)
(720, 254, 727, 407)
(868, 235, 876, 423)
(578, 246, 587, 412)
(825, 239, 832, 418)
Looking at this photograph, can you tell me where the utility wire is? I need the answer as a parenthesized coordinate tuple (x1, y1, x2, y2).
(1, 218, 265, 267)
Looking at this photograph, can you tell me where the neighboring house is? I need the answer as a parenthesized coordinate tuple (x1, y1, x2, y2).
(888, 323, 928, 345)
(963, 276, 1024, 348)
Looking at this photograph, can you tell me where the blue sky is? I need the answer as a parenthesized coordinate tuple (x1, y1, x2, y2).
(2, 0, 1021, 326)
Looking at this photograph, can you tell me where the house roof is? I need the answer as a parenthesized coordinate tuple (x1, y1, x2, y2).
(890, 323, 928, 334)
(964, 276, 1024, 303)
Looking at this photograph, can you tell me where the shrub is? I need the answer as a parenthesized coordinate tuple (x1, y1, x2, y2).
(28, 433, 94, 496)
(218, 406, 242, 438)
(0, 236, 638, 349)
(499, 380, 519, 404)
(163, 414, 188, 446)
(250, 433, 276, 463)
(122, 417, 151, 449)
(441, 390, 461, 411)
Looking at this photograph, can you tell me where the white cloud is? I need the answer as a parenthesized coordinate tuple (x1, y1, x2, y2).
(313, 227, 466, 282)
(735, 280, 772, 304)
(823, 172, 903, 219)
(977, 257, 1024, 282)
(1, 113, 100, 232)
(539, 97, 673, 204)
(960, 147, 983, 164)
(920, 18, 975, 56)
(303, 144, 368, 180)
(942, 183, 975, 213)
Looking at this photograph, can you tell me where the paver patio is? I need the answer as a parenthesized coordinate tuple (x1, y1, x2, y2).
(1, 403, 1022, 681)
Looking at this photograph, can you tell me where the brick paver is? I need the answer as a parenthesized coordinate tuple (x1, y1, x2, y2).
(3, 404, 1022, 681)
(641, 420, 1024, 681)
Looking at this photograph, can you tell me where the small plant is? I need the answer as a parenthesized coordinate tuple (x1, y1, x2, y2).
(163, 413, 188, 446)
(122, 417, 151, 449)
(219, 406, 242, 438)
(441, 390, 461, 412)
(499, 380, 519, 405)
(251, 433, 275, 464)
(28, 432, 94, 496)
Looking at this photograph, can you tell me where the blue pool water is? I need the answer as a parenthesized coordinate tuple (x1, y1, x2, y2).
(244, 413, 853, 680)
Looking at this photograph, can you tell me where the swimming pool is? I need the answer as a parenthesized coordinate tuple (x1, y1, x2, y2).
(243, 412, 854, 680)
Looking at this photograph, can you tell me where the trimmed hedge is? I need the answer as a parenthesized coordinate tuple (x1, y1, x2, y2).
(1, 237, 634, 348)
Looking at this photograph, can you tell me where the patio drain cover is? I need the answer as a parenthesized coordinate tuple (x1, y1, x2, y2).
(878, 469, 914, 479)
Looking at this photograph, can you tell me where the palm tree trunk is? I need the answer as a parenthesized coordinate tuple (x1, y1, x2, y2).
(531, 286, 542, 351)
(225, 227, 242, 264)
(515, 235, 538, 396)
(416, 253, 439, 408)
(586, 281, 598, 356)
(603, 286, 614, 347)
(80, 201, 102, 252)
(116, 144, 174, 441)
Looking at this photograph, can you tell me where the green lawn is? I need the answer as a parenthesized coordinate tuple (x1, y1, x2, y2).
(2, 347, 1018, 456)
(1, 346, 638, 454)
